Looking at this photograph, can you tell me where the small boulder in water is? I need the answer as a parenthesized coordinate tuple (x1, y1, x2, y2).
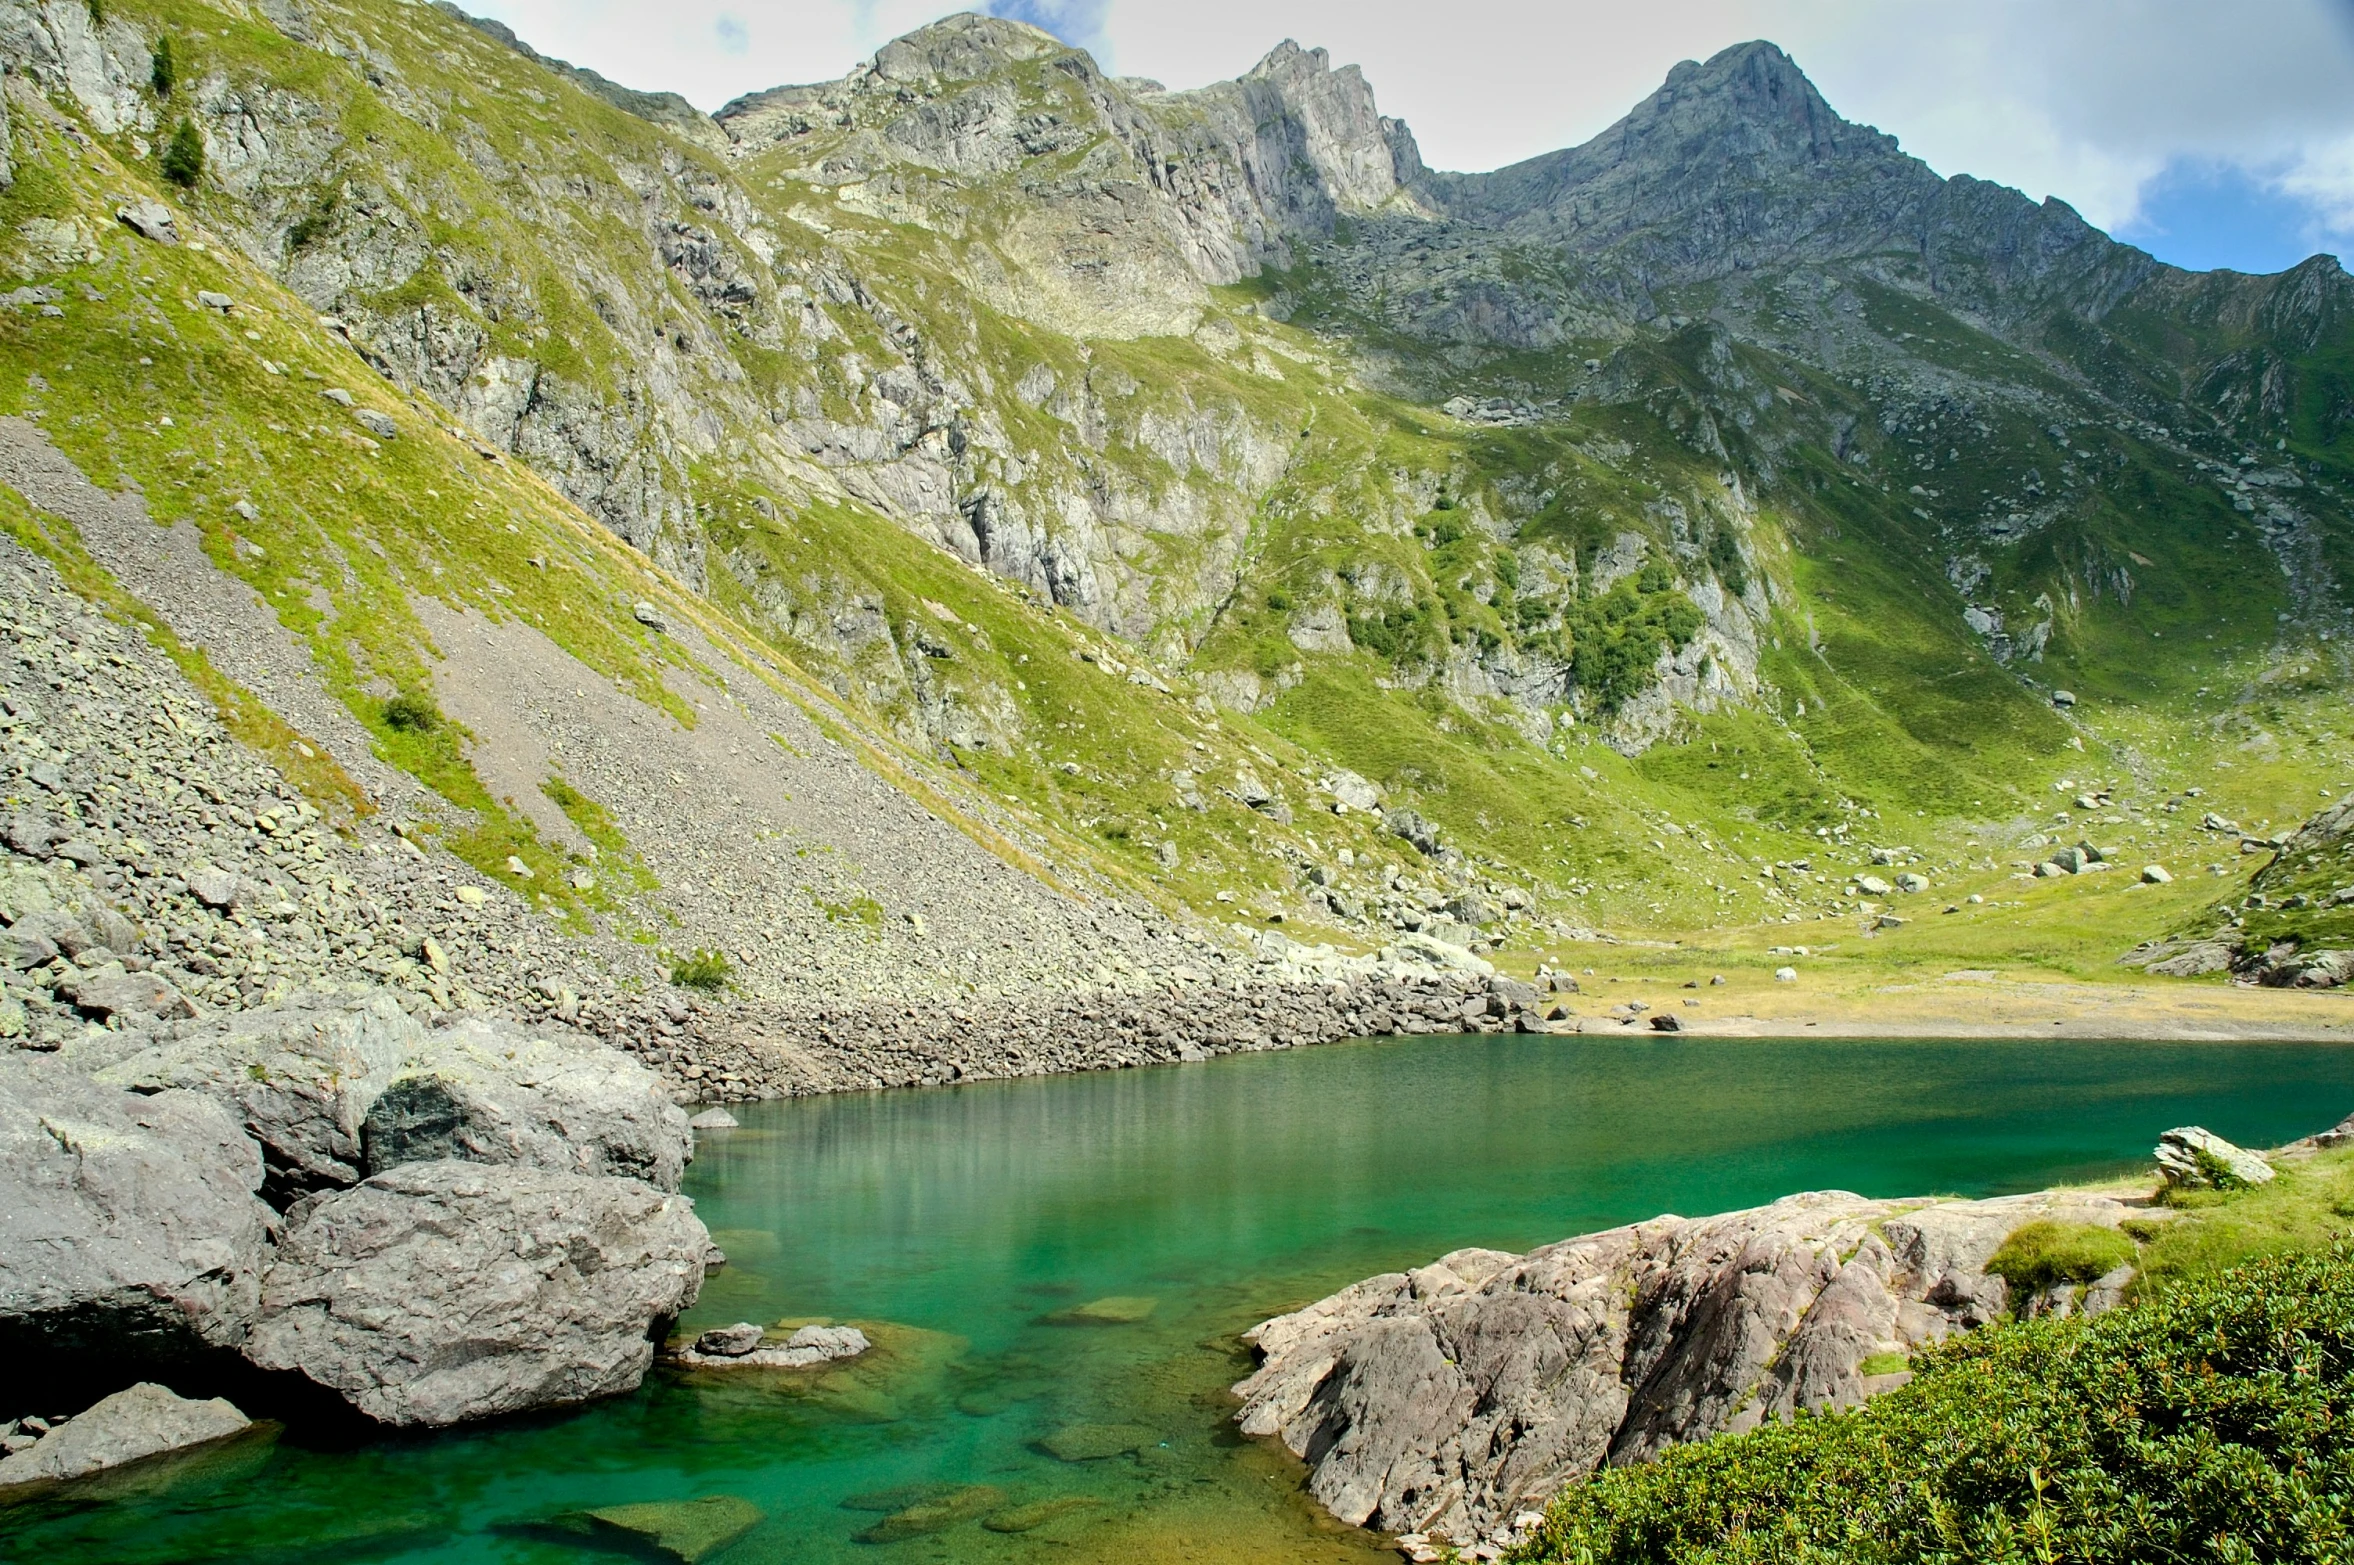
(692, 1322, 764, 1358)
(676, 1321, 869, 1369)
(0, 1383, 250, 1488)
(688, 1109, 739, 1131)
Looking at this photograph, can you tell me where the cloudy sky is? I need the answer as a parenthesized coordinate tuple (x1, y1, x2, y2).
(469, 0, 2354, 274)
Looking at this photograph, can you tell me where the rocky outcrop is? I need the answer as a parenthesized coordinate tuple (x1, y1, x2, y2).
(1233, 1187, 2140, 1548)
(78, 990, 694, 1202)
(0, 1057, 273, 1392)
(2155, 1126, 2275, 1190)
(0, 1382, 252, 1489)
(243, 1159, 709, 1427)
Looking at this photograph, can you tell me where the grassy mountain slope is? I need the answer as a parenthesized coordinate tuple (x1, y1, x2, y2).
(2, 0, 2351, 991)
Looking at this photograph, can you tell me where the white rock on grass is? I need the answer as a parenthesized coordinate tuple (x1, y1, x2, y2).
(0, 1383, 250, 1488)
(2154, 1126, 2275, 1190)
(244, 1160, 711, 1427)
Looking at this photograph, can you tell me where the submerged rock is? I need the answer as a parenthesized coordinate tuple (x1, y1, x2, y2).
(1233, 1187, 2142, 1545)
(0, 1057, 272, 1382)
(244, 1160, 710, 1426)
(983, 1495, 1102, 1532)
(0, 1383, 250, 1488)
(550, 1495, 763, 1563)
(854, 1484, 1005, 1542)
(1039, 1422, 1156, 1462)
(1047, 1295, 1156, 1325)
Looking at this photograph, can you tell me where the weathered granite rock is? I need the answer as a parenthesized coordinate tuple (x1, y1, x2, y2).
(0, 1058, 272, 1386)
(243, 1160, 710, 1426)
(86, 990, 692, 1202)
(1233, 1188, 2139, 1545)
(58, 962, 199, 1021)
(2154, 1126, 2275, 1189)
(0, 1382, 250, 1488)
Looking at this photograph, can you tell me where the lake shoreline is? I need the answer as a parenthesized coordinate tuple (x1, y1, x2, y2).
(698, 970, 2354, 1109)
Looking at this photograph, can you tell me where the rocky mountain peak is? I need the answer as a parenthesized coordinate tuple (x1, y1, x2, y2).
(1205, 37, 1425, 213)
(1444, 39, 1910, 232)
(867, 12, 1066, 86)
(1644, 40, 1881, 166)
(1244, 39, 1343, 87)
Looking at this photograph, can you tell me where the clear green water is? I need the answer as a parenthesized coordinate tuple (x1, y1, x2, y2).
(12, 1032, 2354, 1564)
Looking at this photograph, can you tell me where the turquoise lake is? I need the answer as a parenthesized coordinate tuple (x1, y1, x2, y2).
(10, 1031, 2354, 1564)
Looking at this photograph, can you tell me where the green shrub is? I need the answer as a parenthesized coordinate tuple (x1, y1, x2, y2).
(1348, 600, 1438, 664)
(668, 949, 732, 991)
(160, 119, 204, 188)
(1515, 1245, 2354, 1564)
(1266, 589, 1293, 612)
(1561, 564, 1705, 712)
(381, 690, 441, 733)
(1984, 1219, 2137, 1298)
(287, 188, 339, 251)
(149, 34, 174, 96)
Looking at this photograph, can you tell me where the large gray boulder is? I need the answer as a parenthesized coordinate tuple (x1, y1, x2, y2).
(0, 1058, 272, 1394)
(243, 1160, 710, 1426)
(0, 1382, 251, 1488)
(83, 990, 691, 1202)
(1233, 1188, 2139, 1548)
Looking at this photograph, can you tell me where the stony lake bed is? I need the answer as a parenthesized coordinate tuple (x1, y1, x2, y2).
(7, 1029, 2354, 1564)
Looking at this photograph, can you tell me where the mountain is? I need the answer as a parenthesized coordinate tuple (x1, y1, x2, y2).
(0, 0, 2350, 1059)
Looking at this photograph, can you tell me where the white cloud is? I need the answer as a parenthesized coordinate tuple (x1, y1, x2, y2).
(461, 0, 2354, 242)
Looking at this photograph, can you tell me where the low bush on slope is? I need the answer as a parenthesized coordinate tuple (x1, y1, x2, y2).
(1514, 1244, 2354, 1564)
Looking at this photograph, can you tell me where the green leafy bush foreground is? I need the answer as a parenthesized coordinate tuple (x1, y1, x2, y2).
(1515, 1246, 2354, 1564)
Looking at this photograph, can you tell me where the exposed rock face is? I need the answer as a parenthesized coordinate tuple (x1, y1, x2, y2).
(0, 1382, 251, 1488)
(243, 1159, 710, 1426)
(0, 1057, 272, 1390)
(1233, 1187, 2137, 1545)
(79, 990, 693, 1202)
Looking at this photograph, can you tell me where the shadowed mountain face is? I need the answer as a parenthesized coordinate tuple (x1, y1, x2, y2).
(1423, 41, 2156, 325)
(0, 0, 2351, 980)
